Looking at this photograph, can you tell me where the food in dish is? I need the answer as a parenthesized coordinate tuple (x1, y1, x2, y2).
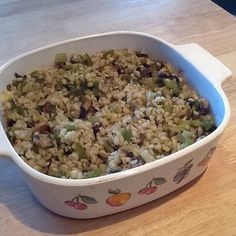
(2, 49, 216, 179)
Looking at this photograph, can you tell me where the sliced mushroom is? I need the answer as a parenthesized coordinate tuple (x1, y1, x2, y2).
(42, 102, 56, 114)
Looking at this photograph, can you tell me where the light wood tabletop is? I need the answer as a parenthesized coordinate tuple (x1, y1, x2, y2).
(0, 0, 236, 235)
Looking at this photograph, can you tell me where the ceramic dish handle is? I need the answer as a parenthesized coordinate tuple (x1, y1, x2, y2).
(174, 43, 232, 86)
(0, 123, 13, 160)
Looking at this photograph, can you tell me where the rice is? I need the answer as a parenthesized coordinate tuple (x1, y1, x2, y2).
(2, 49, 216, 179)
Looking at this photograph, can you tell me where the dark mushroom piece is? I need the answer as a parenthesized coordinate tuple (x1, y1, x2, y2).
(135, 51, 149, 58)
(7, 119, 15, 127)
(108, 166, 122, 174)
(198, 100, 210, 115)
(169, 75, 180, 84)
(42, 102, 56, 114)
(26, 121, 35, 128)
(138, 134, 145, 146)
(92, 123, 103, 138)
(64, 148, 73, 156)
(14, 73, 26, 79)
(6, 84, 11, 91)
(158, 71, 170, 78)
(140, 67, 152, 78)
(34, 123, 51, 133)
(79, 106, 89, 119)
(126, 151, 134, 158)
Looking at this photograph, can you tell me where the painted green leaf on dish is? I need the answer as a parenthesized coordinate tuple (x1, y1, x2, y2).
(79, 195, 98, 204)
(154, 177, 166, 185)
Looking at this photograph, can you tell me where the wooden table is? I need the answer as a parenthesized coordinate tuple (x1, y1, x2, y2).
(1, 0, 236, 235)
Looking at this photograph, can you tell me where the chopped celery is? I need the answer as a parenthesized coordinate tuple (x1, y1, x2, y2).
(178, 130, 194, 145)
(102, 50, 114, 58)
(141, 79, 157, 89)
(84, 166, 106, 178)
(55, 53, 67, 67)
(64, 124, 76, 131)
(30, 70, 40, 78)
(200, 116, 215, 131)
(58, 153, 66, 164)
(15, 105, 25, 115)
(182, 130, 194, 139)
(191, 119, 201, 127)
(53, 128, 61, 143)
(66, 83, 80, 97)
(92, 81, 100, 98)
(109, 102, 122, 113)
(12, 80, 21, 87)
(163, 104, 172, 113)
(178, 120, 191, 130)
(48, 168, 62, 178)
(30, 70, 45, 83)
(120, 128, 133, 142)
(164, 80, 180, 96)
(83, 53, 93, 66)
(79, 81, 88, 96)
(75, 143, 87, 159)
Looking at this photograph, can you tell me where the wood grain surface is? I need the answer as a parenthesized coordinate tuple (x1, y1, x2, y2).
(0, 0, 236, 235)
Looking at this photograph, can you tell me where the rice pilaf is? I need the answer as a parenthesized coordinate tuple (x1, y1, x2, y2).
(2, 49, 216, 179)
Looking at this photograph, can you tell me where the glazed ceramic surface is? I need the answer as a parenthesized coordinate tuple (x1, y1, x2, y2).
(0, 32, 231, 218)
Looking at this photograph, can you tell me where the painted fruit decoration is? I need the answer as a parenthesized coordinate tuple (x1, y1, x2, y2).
(65, 194, 97, 210)
(138, 177, 167, 195)
(198, 147, 216, 167)
(106, 189, 131, 207)
(173, 159, 193, 184)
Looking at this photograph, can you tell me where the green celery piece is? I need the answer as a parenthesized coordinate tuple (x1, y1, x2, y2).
(83, 53, 93, 66)
(64, 124, 76, 131)
(121, 128, 133, 142)
(191, 119, 201, 127)
(182, 130, 194, 139)
(178, 120, 191, 130)
(84, 166, 106, 178)
(55, 53, 67, 66)
(102, 50, 114, 58)
(164, 80, 180, 96)
(200, 116, 215, 131)
(109, 102, 121, 113)
(53, 128, 61, 143)
(75, 143, 87, 159)
(141, 79, 157, 89)
(30, 70, 40, 78)
(178, 130, 194, 144)
(67, 83, 80, 96)
(163, 104, 172, 113)
(15, 105, 25, 115)
(92, 81, 100, 98)
(79, 81, 88, 96)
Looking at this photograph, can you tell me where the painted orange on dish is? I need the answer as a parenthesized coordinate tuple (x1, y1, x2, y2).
(106, 190, 131, 207)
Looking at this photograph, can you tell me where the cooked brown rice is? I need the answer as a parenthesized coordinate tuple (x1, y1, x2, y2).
(2, 49, 216, 179)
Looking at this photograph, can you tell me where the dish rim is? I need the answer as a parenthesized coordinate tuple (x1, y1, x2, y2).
(0, 31, 230, 186)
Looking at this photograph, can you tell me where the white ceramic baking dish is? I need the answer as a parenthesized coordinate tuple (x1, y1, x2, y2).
(0, 32, 231, 218)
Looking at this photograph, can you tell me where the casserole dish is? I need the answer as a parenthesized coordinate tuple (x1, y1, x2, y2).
(0, 31, 231, 218)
